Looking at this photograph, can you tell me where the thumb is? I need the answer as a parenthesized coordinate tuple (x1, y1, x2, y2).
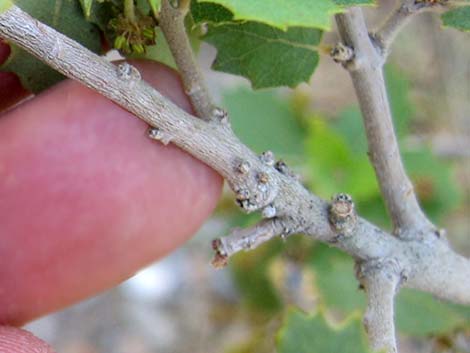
(0, 326, 56, 353)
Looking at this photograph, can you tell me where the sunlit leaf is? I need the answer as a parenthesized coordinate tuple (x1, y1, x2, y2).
(198, 0, 374, 30)
(223, 87, 305, 159)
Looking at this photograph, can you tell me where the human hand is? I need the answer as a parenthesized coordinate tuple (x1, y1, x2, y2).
(0, 41, 222, 352)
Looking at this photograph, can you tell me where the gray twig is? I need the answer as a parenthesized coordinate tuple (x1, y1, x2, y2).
(159, 0, 217, 121)
(335, 8, 434, 238)
(372, 0, 449, 56)
(358, 260, 401, 353)
(0, 12, 469, 353)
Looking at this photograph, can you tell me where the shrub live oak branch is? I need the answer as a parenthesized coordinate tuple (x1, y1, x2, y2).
(0, 1, 469, 352)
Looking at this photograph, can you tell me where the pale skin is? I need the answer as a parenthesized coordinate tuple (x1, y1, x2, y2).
(0, 42, 222, 351)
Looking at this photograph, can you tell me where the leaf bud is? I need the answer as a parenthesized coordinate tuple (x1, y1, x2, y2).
(328, 193, 357, 237)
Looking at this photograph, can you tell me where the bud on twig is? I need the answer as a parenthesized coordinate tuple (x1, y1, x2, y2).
(328, 193, 357, 237)
(330, 42, 355, 63)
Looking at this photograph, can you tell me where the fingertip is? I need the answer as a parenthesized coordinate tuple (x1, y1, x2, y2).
(0, 60, 222, 325)
(0, 327, 56, 353)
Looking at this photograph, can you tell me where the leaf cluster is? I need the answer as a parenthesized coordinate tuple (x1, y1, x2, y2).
(1, 0, 469, 92)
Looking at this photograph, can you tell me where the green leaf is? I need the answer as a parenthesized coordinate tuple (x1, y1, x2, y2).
(146, 0, 160, 16)
(277, 309, 372, 353)
(334, 65, 414, 154)
(355, 195, 389, 228)
(403, 148, 460, 222)
(396, 289, 467, 336)
(205, 22, 322, 89)
(83, 0, 116, 32)
(130, 27, 178, 68)
(223, 87, 305, 159)
(305, 118, 379, 200)
(309, 244, 366, 314)
(129, 16, 201, 69)
(231, 239, 284, 313)
(191, 1, 233, 23)
(0, 0, 12, 13)
(78, 0, 93, 18)
(385, 65, 414, 139)
(333, 107, 367, 155)
(442, 6, 470, 31)
(1, 0, 102, 93)
(198, 0, 373, 30)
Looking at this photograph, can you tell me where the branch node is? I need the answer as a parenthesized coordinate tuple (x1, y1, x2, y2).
(147, 127, 172, 145)
(356, 257, 402, 286)
(257, 171, 269, 184)
(116, 62, 141, 83)
(235, 191, 258, 212)
(211, 106, 230, 124)
(235, 160, 251, 175)
(259, 151, 275, 166)
(235, 188, 250, 200)
(328, 193, 358, 237)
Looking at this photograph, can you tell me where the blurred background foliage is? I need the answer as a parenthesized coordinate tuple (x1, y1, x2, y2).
(10, 0, 469, 352)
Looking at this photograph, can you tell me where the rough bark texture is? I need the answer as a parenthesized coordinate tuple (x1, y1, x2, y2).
(359, 262, 400, 353)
